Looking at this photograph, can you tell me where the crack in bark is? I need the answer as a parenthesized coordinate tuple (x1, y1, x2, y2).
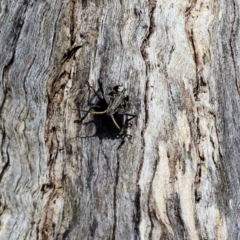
(194, 164, 202, 203)
(134, 131, 145, 239)
(112, 154, 120, 240)
(63, 46, 82, 63)
(185, 1, 201, 101)
(229, 0, 239, 95)
(133, 184, 141, 240)
(140, 0, 157, 60)
(70, 0, 76, 46)
(0, 56, 15, 113)
(189, 27, 198, 70)
(140, 0, 157, 128)
(147, 156, 158, 239)
(143, 79, 150, 127)
(0, 141, 10, 183)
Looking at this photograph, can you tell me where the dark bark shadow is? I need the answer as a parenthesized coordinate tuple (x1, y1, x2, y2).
(75, 98, 131, 143)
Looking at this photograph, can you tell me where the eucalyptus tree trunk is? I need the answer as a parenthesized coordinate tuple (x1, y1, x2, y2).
(0, 0, 239, 239)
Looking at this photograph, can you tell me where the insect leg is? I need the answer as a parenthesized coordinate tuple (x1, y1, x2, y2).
(117, 113, 136, 127)
(98, 80, 105, 97)
(85, 81, 103, 101)
(124, 113, 136, 121)
(79, 105, 101, 122)
(110, 115, 121, 130)
(91, 110, 107, 115)
(117, 131, 133, 150)
(98, 80, 113, 105)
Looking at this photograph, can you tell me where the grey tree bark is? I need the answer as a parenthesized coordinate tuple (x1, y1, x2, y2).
(0, 0, 240, 239)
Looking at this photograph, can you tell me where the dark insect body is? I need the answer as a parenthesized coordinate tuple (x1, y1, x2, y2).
(80, 81, 136, 145)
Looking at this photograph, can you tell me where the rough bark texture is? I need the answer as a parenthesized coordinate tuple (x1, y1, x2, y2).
(0, 0, 240, 239)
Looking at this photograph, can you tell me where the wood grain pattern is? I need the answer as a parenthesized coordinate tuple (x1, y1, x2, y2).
(0, 0, 239, 239)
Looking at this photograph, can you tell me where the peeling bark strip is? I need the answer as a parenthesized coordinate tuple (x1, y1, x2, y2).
(0, 0, 240, 239)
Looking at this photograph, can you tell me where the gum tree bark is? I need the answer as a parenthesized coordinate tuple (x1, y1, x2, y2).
(0, 0, 239, 239)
